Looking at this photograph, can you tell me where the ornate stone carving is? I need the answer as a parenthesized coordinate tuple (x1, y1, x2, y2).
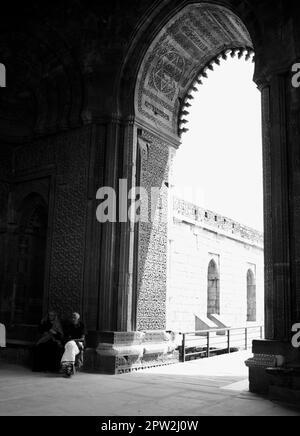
(135, 3, 253, 135)
(149, 47, 186, 100)
(94, 330, 179, 374)
(13, 127, 91, 317)
(245, 354, 279, 369)
(136, 130, 170, 331)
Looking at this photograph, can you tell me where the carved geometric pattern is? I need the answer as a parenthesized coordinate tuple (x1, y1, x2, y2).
(48, 128, 90, 317)
(136, 130, 170, 331)
(136, 3, 253, 135)
(245, 354, 277, 369)
(14, 127, 91, 318)
(149, 48, 185, 101)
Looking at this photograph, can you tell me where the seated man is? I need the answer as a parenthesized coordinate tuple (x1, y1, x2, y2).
(0, 323, 6, 348)
(60, 312, 86, 377)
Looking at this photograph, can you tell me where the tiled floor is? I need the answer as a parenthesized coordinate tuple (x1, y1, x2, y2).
(0, 351, 299, 416)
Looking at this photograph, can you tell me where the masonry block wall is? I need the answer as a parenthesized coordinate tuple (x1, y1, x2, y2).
(167, 198, 264, 333)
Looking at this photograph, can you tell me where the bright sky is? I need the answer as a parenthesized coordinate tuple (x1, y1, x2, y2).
(173, 56, 264, 232)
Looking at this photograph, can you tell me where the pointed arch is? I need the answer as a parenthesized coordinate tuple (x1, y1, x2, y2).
(207, 259, 220, 316)
(247, 269, 256, 322)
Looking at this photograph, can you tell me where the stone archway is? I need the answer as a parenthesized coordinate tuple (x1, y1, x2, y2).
(130, 2, 256, 332)
(134, 3, 254, 137)
(1, 0, 300, 390)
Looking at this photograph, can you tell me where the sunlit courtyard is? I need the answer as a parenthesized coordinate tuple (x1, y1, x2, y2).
(0, 352, 299, 416)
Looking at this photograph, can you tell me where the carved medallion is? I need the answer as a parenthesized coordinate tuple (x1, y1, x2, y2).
(150, 49, 185, 101)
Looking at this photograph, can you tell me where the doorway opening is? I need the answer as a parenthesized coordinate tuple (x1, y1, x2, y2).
(14, 194, 48, 326)
(132, 2, 264, 335)
(168, 57, 264, 333)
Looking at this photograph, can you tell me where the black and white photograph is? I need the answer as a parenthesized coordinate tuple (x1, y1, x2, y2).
(0, 0, 300, 422)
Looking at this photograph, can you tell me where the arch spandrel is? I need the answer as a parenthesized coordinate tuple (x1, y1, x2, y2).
(135, 3, 253, 136)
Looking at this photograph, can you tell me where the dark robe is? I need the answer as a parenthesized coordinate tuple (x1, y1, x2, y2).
(32, 320, 63, 372)
(63, 321, 86, 343)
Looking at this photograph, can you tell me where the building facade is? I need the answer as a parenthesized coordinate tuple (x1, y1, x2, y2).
(167, 198, 264, 333)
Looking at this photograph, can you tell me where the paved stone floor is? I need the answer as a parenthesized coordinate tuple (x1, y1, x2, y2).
(0, 351, 300, 416)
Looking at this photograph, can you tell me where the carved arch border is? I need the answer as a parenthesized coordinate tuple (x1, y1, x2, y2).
(117, 0, 262, 130)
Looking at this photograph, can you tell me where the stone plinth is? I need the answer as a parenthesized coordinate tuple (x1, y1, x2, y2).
(245, 340, 300, 402)
(84, 331, 179, 374)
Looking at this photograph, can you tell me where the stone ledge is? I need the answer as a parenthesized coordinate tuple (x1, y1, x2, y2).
(245, 354, 281, 369)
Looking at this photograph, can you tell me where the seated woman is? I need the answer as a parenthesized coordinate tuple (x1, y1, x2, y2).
(60, 312, 86, 377)
(32, 311, 64, 372)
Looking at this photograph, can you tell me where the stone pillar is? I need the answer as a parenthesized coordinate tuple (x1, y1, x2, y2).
(262, 75, 292, 341)
(86, 122, 181, 373)
(135, 128, 171, 331)
(246, 68, 300, 398)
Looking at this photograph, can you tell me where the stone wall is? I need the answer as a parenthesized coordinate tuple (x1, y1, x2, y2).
(0, 145, 11, 320)
(0, 127, 92, 327)
(0, 146, 10, 228)
(167, 198, 264, 332)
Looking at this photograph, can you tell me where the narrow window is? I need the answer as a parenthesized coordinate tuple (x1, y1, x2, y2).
(207, 259, 220, 315)
(247, 269, 256, 322)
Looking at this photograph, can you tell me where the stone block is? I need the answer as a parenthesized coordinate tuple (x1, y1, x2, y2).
(246, 340, 300, 401)
(93, 330, 179, 374)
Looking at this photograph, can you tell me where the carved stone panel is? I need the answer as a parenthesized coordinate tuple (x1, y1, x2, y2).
(136, 130, 170, 331)
(135, 3, 252, 135)
(13, 127, 91, 318)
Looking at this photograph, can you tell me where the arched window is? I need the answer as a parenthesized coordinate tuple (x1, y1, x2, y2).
(14, 194, 48, 325)
(247, 269, 256, 322)
(207, 260, 220, 316)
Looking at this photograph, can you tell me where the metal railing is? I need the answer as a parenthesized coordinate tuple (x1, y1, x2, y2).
(180, 325, 263, 363)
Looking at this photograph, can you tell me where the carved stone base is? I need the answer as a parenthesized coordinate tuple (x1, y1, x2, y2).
(245, 340, 300, 403)
(84, 330, 180, 374)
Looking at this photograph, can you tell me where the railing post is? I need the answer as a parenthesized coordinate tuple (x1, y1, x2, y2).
(227, 329, 230, 354)
(181, 334, 186, 363)
(245, 328, 248, 350)
(207, 331, 210, 358)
